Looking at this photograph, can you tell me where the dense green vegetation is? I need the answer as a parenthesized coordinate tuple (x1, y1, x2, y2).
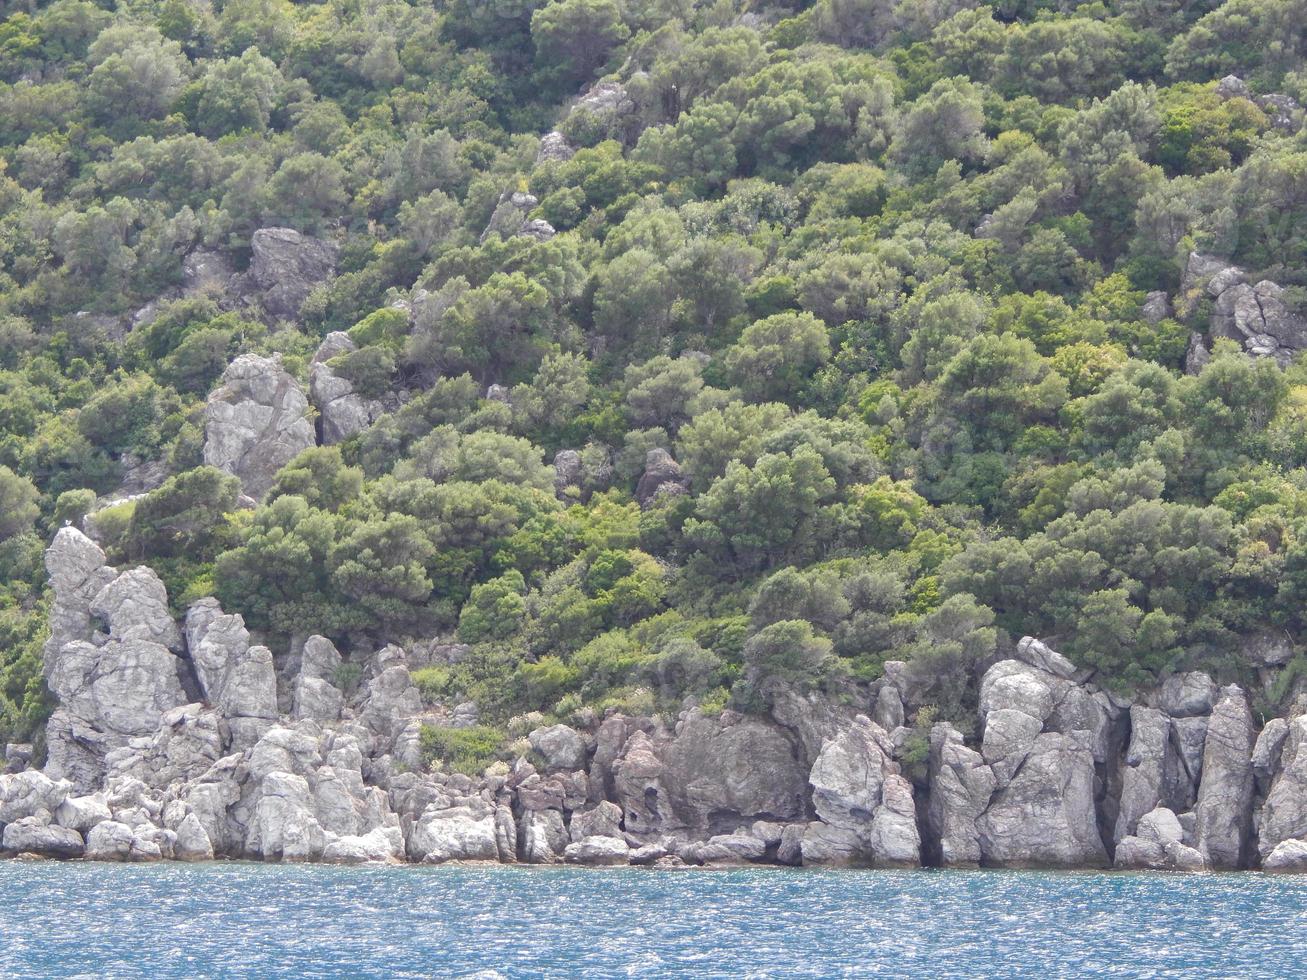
(2, 0, 1307, 744)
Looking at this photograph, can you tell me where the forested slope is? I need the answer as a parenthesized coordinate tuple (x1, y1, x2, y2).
(2, 0, 1307, 749)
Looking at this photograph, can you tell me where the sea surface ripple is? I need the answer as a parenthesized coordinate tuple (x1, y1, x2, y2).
(1, 862, 1303, 978)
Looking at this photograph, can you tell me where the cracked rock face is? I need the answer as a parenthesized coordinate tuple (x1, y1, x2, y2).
(91, 567, 183, 652)
(1258, 716, 1307, 862)
(184, 599, 276, 746)
(41, 530, 189, 793)
(309, 333, 384, 445)
(806, 717, 920, 866)
(203, 353, 316, 499)
(1194, 685, 1255, 870)
(1183, 252, 1307, 365)
(635, 449, 688, 508)
(247, 228, 338, 321)
(42, 527, 116, 668)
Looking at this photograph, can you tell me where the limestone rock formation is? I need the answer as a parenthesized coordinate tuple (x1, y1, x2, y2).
(564, 835, 630, 865)
(634, 449, 688, 507)
(309, 332, 385, 444)
(1181, 251, 1307, 365)
(482, 190, 554, 242)
(977, 729, 1107, 868)
(1258, 716, 1307, 862)
(1114, 807, 1205, 872)
(926, 723, 995, 866)
(185, 600, 277, 748)
(409, 803, 500, 863)
(203, 354, 316, 498)
(806, 717, 919, 866)
(2, 817, 84, 858)
(293, 635, 345, 724)
(528, 725, 589, 771)
(1265, 838, 1307, 872)
(245, 228, 338, 321)
(1115, 706, 1173, 843)
(1194, 685, 1255, 870)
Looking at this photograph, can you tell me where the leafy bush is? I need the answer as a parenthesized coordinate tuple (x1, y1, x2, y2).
(419, 725, 506, 776)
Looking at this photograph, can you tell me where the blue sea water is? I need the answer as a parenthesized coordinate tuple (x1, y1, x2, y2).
(0, 863, 1303, 978)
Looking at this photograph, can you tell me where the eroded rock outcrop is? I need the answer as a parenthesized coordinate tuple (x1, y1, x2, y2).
(1181, 251, 1307, 365)
(805, 717, 919, 866)
(203, 354, 316, 499)
(244, 228, 338, 321)
(42, 531, 190, 793)
(634, 449, 688, 507)
(19, 529, 1307, 873)
(1194, 685, 1255, 870)
(309, 333, 385, 445)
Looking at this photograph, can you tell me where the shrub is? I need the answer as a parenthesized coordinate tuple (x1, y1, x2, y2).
(419, 724, 506, 775)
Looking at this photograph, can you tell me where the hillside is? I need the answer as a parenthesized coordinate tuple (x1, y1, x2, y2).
(2, 0, 1307, 763)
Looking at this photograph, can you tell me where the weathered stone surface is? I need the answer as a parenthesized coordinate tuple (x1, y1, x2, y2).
(529, 725, 588, 771)
(807, 717, 919, 866)
(203, 353, 315, 499)
(0, 770, 71, 823)
(172, 811, 215, 861)
(869, 774, 921, 867)
(871, 684, 904, 732)
(981, 708, 1044, 786)
(536, 131, 574, 165)
(91, 567, 182, 651)
(322, 826, 402, 864)
(44, 631, 188, 794)
(85, 819, 166, 862)
(309, 333, 384, 444)
(1242, 631, 1295, 668)
(1133, 805, 1198, 867)
(1252, 718, 1290, 787)
(926, 723, 995, 867)
(569, 801, 623, 842)
(42, 527, 116, 667)
(4, 743, 33, 773)
(977, 730, 1107, 868)
(1185, 332, 1211, 375)
(682, 833, 767, 865)
(519, 807, 569, 864)
(1014, 636, 1081, 680)
(1142, 291, 1170, 325)
(564, 835, 630, 865)
(979, 661, 1054, 725)
(1194, 685, 1255, 869)
(1115, 706, 1173, 843)
(182, 249, 235, 296)
(54, 793, 111, 833)
(410, 803, 499, 863)
(1169, 715, 1209, 811)
(247, 228, 338, 320)
(554, 449, 583, 499)
(245, 771, 327, 862)
(1158, 672, 1218, 718)
(635, 449, 688, 507)
(293, 635, 345, 724)
(657, 710, 808, 833)
(1183, 251, 1307, 364)
(1264, 838, 1307, 872)
(768, 688, 860, 770)
(482, 190, 541, 242)
(106, 703, 226, 790)
(1258, 717, 1307, 862)
(612, 730, 672, 835)
(359, 663, 423, 745)
(2, 816, 84, 858)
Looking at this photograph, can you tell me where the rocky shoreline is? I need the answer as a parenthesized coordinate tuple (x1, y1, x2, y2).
(2, 525, 1306, 873)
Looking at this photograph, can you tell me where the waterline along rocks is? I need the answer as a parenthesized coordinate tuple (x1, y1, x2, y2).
(2, 528, 1305, 871)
